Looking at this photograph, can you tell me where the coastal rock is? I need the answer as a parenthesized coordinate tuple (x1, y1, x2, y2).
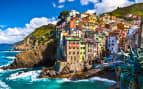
(60, 64, 70, 74)
(39, 67, 57, 78)
(8, 39, 57, 69)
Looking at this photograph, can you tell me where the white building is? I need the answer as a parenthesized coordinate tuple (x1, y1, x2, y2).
(69, 10, 79, 17)
(107, 36, 119, 54)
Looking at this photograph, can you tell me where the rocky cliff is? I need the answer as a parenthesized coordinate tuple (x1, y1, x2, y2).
(9, 39, 57, 69)
(6, 24, 57, 69)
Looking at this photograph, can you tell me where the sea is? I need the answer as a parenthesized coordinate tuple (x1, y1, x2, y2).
(0, 44, 116, 89)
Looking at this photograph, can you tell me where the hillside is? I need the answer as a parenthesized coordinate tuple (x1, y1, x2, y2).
(7, 23, 57, 69)
(14, 24, 56, 51)
(107, 3, 143, 18)
(25, 24, 56, 41)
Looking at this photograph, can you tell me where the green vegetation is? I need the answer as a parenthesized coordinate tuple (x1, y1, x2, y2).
(26, 24, 56, 42)
(57, 10, 69, 25)
(106, 3, 143, 18)
(16, 24, 56, 46)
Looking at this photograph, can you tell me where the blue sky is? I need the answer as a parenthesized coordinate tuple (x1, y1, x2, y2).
(0, 0, 142, 44)
(0, 0, 95, 28)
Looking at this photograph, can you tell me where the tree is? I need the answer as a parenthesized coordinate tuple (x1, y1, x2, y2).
(57, 11, 69, 25)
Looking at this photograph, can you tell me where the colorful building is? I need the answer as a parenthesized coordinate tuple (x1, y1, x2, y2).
(80, 41, 86, 62)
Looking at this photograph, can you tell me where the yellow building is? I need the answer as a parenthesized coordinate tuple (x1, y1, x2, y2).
(80, 41, 86, 62)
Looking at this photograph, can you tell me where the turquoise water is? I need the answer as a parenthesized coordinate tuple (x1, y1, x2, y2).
(0, 45, 116, 89)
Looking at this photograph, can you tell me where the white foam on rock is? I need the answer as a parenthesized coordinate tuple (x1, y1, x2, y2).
(6, 56, 15, 59)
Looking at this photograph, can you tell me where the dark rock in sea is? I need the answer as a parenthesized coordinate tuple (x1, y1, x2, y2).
(8, 39, 57, 69)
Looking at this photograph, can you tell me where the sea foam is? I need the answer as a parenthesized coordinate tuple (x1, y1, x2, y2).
(0, 80, 10, 89)
(7, 70, 41, 80)
(6, 56, 15, 59)
(73, 77, 116, 83)
(0, 51, 21, 53)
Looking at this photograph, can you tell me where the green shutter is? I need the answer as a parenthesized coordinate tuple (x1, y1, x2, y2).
(69, 51, 71, 55)
(77, 41, 79, 44)
(73, 51, 75, 54)
(77, 51, 79, 54)
(73, 41, 75, 44)
(69, 41, 71, 44)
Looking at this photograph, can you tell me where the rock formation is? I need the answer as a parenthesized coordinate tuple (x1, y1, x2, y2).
(9, 39, 57, 69)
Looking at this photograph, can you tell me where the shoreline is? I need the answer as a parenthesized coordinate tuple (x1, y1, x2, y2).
(1, 64, 120, 89)
(39, 67, 120, 88)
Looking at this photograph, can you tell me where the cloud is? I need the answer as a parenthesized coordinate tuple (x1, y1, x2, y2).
(58, 5, 64, 8)
(52, 2, 56, 7)
(59, 0, 66, 3)
(86, 9, 96, 14)
(135, 0, 143, 3)
(95, 0, 134, 14)
(59, 0, 74, 3)
(80, 0, 98, 5)
(0, 25, 6, 28)
(0, 17, 57, 44)
(81, 0, 134, 15)
(68, 0, 74, 2)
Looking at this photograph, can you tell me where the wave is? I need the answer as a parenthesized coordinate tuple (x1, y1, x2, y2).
(6, 56, 15, 59)
(0, 69, 4, 73)
(0, 60, 14, 68)
(7, 70, 41, 80)
(0, 51, 21, 53)
(56, 78, 71, 83)
(33, 76, 116, 84)
(73, 77, 116, 83)
(0, 80, 10, 89)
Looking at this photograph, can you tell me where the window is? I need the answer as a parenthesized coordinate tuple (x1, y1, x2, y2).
(77, 41, 79, 44)
(80, 52, 82, 54)
(69, 46, 71, 49)
(77, 51, 79, 54)
(73, 46, 75, 49)
(73, 51, 75, 54)
(74, 56, 76, 60)
(73, 41, 75, 44)
(69, 41, 71, 44)
(82, 56, 84, 60)
(77, 46, 79, 49)
(69, 51, 71, 55)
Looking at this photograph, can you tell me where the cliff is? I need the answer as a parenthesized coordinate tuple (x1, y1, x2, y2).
(9, 39, 57, 69)
(6, 24, 57, 69)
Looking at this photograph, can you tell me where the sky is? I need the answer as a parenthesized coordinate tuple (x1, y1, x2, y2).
(0, 0, 142, 44)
